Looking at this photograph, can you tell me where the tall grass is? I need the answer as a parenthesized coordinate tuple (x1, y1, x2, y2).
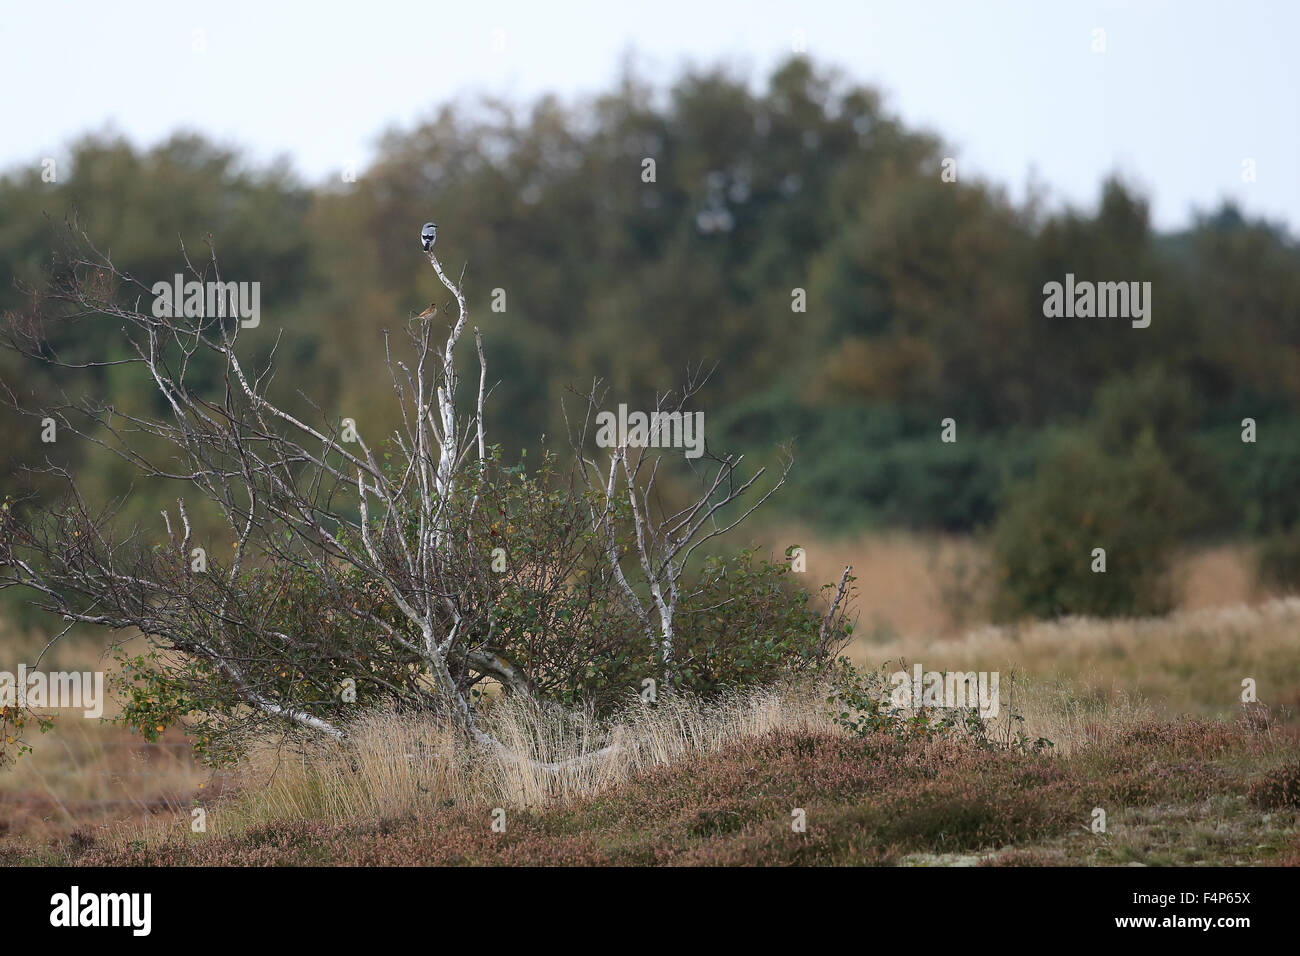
(848, 597, 1300, 724)
(217, 682, 832, 833)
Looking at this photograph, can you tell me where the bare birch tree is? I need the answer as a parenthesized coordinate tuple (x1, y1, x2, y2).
(0, 223, 853, 765)
(564, 377, 807, 689)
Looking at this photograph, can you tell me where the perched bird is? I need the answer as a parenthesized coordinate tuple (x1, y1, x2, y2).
(420, 222, 437, 253)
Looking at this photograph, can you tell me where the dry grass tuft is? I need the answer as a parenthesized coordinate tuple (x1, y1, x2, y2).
(216, 681, 833, 836)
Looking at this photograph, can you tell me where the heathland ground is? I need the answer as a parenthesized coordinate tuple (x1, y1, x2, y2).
(2, 530, 1297, 866)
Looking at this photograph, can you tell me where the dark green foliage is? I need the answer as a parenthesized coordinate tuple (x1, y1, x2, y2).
(793, 430, 1036, 532)
(715, 399, 1041, 532)
(990, 432, 1195, 619)
(1237, 419, 1300, 535)
(672, 547, 848, 695)
(1226, 418, 1300, 588)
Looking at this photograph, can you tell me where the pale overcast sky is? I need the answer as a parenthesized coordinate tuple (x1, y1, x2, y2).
(2, 0, 1296, 232)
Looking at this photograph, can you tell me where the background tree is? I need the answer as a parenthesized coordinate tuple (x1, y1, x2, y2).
(2, 56, 1299, 621)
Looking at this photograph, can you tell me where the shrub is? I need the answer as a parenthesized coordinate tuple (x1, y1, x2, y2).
(990, 431, 1194, 619)
(1091, 366, 1219, 532)
(826, 659, 1051, 753)
(673, 547, 851, 696)
(107, 450, 853, 761)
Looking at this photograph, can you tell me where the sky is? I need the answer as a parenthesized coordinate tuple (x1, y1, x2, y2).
(2, 0, 1297, 233)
